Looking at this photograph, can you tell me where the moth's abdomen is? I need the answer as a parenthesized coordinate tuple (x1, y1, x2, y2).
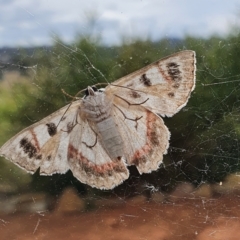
(81, 91, 124, 159)
(96, 117, 124, 159)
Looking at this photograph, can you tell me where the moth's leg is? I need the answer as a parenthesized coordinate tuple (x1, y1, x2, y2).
(82, 124, 98, 148)
(61, 122, 78, 133)
(113, 104, 142, 129)
(56, 89, 83, 128)
(114, 94, 149, 106)
(60, 108, 80, 133)
(114, 104, 143, 122)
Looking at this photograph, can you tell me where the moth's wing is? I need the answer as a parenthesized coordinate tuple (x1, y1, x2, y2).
(105, 50, 196, 117)
(0, 101, 81, 175)
(112, 98, 170, 174)
(67, 117, 129, 190)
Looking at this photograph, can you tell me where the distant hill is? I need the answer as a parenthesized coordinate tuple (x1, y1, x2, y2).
(0, 38, 183, 72)
(0, 46, 51, 71)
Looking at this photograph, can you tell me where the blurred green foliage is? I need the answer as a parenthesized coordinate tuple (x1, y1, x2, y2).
(1, 30, 240, 195)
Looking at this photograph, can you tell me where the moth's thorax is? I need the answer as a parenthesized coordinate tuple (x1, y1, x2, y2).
(81, 91, 112, 122)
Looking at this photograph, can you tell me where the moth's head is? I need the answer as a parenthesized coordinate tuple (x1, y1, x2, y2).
(85, 86, 97, 96)
(82, 86, 105, 108)
(84, 86, 105, 98)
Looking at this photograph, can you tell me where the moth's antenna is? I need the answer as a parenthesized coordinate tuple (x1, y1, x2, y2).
(61, 89, 80, 100)
(56, 103, 73, 128)
(55, 89, 82, 128)
(109, 83, 147, 93)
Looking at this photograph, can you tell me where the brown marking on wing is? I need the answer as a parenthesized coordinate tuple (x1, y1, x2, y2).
(158, 65, 172, 82)
(30, 129, 40, 151)
(67, 122, 75, 133)
(131, 112, 160, 166)
(129, 90, 141, 98)
(36, 154, 42, 160)
(166, 62, 182, 82)
(68, 145, 126, 177)
(168, 92, 175, 97)
(158, 62, 182, 84)
(126, 83, 133, 87)
(172, 83, 180, 88)
(140, 74, 152, 86)
(19, 136, 42, 159)
(19, 129, 44, 159)
(46, 122, 57, 136)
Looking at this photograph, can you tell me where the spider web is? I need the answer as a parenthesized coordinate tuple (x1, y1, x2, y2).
(1, 10, 240, 240)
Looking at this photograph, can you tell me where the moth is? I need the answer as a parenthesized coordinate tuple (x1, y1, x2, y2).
(0, 50, 196, 189)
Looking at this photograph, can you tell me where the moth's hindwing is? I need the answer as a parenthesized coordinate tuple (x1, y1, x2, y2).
(112, 97, 170, 174)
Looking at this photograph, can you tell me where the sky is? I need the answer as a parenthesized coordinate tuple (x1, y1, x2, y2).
(1, 0, 240, 47)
